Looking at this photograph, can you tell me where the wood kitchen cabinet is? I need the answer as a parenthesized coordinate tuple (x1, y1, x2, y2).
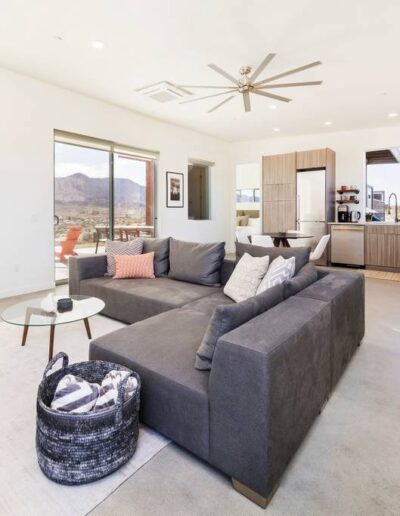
(262, 153, 296, 233)
(296, 148, 332, 170)
(365, 225, 400, 269)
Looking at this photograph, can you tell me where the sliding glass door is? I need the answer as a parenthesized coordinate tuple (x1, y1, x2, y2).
(54, 133, 156, 284)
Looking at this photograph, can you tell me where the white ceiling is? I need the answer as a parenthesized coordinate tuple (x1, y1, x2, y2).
(1, 0, 400, 142)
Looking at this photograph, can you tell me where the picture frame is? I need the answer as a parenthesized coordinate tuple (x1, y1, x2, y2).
(166, 171, 184, 208)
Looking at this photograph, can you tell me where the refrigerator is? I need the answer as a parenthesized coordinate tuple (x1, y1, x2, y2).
(296, 170, 327, 251)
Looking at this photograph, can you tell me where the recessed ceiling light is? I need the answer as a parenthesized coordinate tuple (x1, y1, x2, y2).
(388, 112, 398, 118)
(324, 121, 333, 126)
(269, 105, 277, 110)
(54, 35, 63, 41)
(91, 40, 104, 49)
(273, 127, 280, 132)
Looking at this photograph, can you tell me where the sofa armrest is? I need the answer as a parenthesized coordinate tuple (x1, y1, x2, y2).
(208, 296, 331, 500)
(220, 258, 235, 285)
(69, 255, 107, 295)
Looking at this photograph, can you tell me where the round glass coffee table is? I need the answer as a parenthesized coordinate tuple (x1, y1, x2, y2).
(1, 295, 105, 360)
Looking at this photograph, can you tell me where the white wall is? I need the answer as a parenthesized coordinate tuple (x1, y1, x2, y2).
(231, 125, 400, 222)
(0, 67, 232, 298)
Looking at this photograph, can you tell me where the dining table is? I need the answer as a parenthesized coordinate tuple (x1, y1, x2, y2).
(265, 232, 314, 248)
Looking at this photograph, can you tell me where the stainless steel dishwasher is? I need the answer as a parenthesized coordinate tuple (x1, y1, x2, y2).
(330, 224, 365, 266)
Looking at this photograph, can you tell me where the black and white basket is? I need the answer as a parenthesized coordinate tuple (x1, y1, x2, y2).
(36, 352, 141, 485)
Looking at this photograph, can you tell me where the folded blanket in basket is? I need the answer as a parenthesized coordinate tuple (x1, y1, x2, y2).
(51, 370, 138, 414)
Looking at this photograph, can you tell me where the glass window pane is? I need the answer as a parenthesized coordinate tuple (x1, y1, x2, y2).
(113, 154, 155, 239)
(54, 142, 110, 283)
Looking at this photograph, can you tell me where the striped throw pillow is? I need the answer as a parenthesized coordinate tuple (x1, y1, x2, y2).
(256, 256, 295, 294)
(114, 252, 155, 279)
(94, 370, 138, 412)
(51, 374, 100, 414)
(105, 238, 144, 276)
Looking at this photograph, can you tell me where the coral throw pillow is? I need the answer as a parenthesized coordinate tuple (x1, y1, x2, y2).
(114, 252, 155, 279)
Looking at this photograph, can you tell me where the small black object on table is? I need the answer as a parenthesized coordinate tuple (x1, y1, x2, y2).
(265, 232, 314, 248)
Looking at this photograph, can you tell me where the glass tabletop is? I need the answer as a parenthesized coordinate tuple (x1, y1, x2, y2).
(1, 295, 105, 327)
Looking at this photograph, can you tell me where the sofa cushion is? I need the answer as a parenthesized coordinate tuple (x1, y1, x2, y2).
(257, 256, 295, 294)
(105, 238, 144, 276)
(283, 262, 318, 299)
(236, 242, 310, 274)
(183, 291, 233, 317)
(224, 252, 270, 302)
(143, 237, 170, 277)
(168, 238, 225, 286)
(89, 308, 212, 460)
(195, 283, 285, 370)
(114, 252, 155, 279)
(79, 276, 219, 324)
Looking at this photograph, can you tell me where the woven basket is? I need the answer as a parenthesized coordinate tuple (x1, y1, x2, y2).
(36, 352, 141, 485)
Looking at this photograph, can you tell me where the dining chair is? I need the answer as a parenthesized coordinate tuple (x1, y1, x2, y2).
(235, 228, 255, 243)
(310, 234, 331, 261)
(55, 226, 82, 262)
(251, 234, 275, 247)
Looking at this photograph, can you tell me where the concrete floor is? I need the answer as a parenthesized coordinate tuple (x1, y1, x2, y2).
(1, 278, 400, 515)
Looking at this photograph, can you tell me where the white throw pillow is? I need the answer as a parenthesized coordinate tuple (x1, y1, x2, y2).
(224, 252, 270, 302)
(257, 256, 296, 294)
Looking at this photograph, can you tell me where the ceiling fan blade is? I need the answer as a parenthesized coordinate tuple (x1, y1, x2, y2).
(254, 61, 322, 87)
(249, 53, 276, 82)
(208, 95, 235, 113)
(252, 90, 291, 102)
(243, 92, 251, 112)
(177, 85, 237, 89)
(260, 81, 322, 89)
(180, 90, 234, 104)
(208, 64, 239, 85)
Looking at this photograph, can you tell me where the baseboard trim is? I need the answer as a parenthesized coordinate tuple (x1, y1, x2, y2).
(0, 282, 55, 300)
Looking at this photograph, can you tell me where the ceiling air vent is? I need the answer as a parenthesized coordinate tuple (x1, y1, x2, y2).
(136, 81, 192, 103)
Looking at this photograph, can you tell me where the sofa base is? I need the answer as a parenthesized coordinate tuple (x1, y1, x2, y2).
(232, 479, 276, 508)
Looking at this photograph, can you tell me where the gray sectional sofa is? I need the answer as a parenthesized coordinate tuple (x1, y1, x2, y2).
(69, 238, 365, 508)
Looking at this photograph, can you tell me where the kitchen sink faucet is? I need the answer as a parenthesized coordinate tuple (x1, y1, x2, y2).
(388, 193, 399, 222)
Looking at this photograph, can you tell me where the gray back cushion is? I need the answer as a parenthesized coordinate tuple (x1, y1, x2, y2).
(236, 242, 311, 274)
(195, 283, 284, 370)
(283, 263, 318, 299)
(168, 239, 225, 286)
(143, 237, 170, 277)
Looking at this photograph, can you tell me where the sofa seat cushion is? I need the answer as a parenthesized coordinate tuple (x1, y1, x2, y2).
(89, 308, 212, 460)
(183, 291, 233, 316)
(80, 276, 219, 324)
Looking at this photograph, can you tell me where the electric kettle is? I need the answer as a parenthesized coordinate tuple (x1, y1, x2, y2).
(350, 210, 361, 222)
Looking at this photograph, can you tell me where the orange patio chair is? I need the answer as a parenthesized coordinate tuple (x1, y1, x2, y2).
(55, 226, 82, 261)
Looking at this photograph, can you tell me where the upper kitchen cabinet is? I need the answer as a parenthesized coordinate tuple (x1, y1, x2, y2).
(262, 153, 296, 185)
(296, 148, 335, 170)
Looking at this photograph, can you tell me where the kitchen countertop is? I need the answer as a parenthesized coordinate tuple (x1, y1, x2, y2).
(328, 222, 400, 225)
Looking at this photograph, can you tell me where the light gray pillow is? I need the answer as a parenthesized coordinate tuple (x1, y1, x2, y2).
(256, 256, 295, 294)
(224, 252, 270, 302)
(168, 238, 225, 286)
(105, 238, 144, 276)
(195, 283, 284, 370)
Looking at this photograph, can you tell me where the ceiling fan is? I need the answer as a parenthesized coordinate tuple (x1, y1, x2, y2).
(178, 53, 322, 113)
